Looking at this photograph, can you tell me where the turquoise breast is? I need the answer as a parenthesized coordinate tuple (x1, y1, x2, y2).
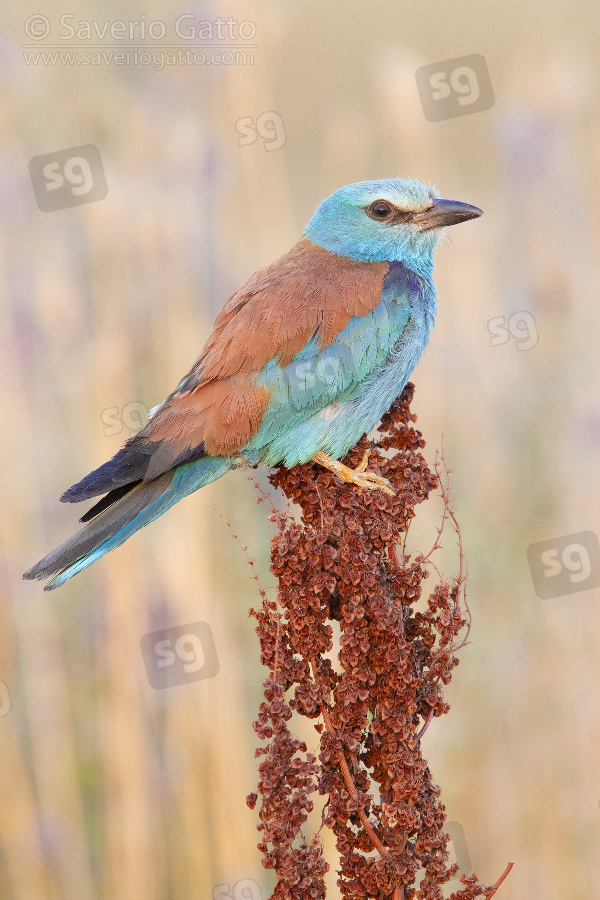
(244, 262, 437, 467)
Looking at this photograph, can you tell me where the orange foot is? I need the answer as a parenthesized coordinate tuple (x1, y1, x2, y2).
(312, 449, 395, 497)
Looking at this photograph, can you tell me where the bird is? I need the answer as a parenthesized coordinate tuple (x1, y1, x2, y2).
(24, 177, 482, 590)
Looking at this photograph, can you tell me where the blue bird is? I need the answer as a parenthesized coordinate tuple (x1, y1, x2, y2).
(24, 178, 482, 589)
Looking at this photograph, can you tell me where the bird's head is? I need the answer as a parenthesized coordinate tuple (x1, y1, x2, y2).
(305, 178, 482, 275)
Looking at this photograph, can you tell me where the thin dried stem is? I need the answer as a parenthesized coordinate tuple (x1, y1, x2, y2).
(211, 502, 268, 602)
(309, 656, 390, 859)
(486, 862, 514, 898)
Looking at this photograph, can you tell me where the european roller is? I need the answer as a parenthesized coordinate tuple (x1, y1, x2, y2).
(24, 178, 482, 590)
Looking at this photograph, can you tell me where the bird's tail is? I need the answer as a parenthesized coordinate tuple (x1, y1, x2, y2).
(23, 457, 232, 591)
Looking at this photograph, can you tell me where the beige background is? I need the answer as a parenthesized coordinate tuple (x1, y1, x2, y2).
(1, 1, 600, 897)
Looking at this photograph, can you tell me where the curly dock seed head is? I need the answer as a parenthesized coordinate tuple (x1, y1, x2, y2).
(247, 384, 511, 900)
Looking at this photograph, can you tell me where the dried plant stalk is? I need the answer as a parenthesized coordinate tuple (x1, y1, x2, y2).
(247, 383, 512, 900)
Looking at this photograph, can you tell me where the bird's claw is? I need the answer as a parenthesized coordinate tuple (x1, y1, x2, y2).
(354, 449, 371, 474)
(313, 450, 396, 497)
(348, 468, 396, 496)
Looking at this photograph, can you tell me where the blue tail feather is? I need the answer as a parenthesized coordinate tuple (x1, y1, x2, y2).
(24, 457, 232, 590)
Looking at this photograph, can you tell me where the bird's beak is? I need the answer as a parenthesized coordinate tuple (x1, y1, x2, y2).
(412, 198, 483, 232)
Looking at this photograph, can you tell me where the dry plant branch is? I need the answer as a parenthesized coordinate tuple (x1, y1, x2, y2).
(243, 383, 512, 900)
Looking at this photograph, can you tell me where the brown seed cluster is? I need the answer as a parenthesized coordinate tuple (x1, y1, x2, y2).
(248, 384, 510, 900)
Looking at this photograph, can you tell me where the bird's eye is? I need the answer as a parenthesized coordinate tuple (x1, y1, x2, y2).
(367, 201, 393, 220)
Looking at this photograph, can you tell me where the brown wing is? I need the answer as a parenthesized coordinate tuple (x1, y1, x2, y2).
(63, 239, 389, 503)
(188, 238, 390, 382)
(144, 239, 389, 456)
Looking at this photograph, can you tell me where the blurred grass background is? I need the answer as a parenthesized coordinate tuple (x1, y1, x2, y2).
(2, 0, 600, 897)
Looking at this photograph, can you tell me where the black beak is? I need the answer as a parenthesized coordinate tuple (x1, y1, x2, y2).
(413, 198, 483, 232)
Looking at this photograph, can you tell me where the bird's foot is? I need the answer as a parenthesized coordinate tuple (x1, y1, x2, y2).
(312, 450, 395, 497)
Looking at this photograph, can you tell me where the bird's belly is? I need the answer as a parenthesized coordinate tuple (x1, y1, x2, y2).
(312, 317, 427, 457)
(253, 316, 428, 467)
